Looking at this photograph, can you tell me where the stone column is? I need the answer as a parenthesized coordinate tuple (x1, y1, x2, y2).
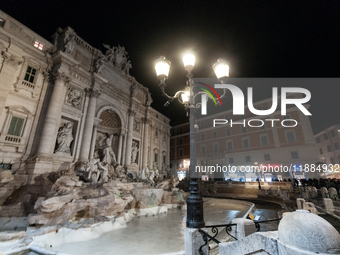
(125, 109, 135, 166)
(89, 124, 98, 160)
(117, 133, 123, 164)
(37, 71, 70, 156)
(142, 117, 150, 168)
(79, 88, 100, 162)
(75, 94, 90, 160)
(121, 134, 126, 166)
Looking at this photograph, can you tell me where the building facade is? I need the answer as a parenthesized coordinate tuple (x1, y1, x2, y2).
(314, 124, 340, 178)
(170, 96, 319, 181)
(0, 11, 170, 184)
(170, 122, 190, 180)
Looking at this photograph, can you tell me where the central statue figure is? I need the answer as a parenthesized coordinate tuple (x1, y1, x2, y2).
(99, 133, 116, 166)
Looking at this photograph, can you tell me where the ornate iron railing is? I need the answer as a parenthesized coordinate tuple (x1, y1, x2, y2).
(198, 223, 237, 254)
(198, 218, 282, 254)
(254, 218, 282, 232)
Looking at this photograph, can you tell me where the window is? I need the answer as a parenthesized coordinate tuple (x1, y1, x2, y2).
(229, 157, 234, 164)
(324, 133, 328, 140)
(245, 156, 251, 162)
(260, 135, 268, 146)
(24, 66, 37, 83)
(201, 146, 206, 154)
(243, 138, 249, 148)
(227, 141, 233, 151)
(259, 121, 265, 130)
(179, 149, 183, 157)
(163, 155, 166, 164)
(154, 153, 158, 162)
(7, 116, 24, 136)
(201, 134, 205, 141)
(264, 154, 270, 161)
(212, 131, 217, 139)
(33, 41, 44, 51)
(286, 131, 296, 143)
(155, 129, 158, 136)
(327, 145, 332, 152)
(179, 127, 183, 134)
(316, 137, 321, 143)
(330, 157, 335, 164)
(319, 148, 323, 155)
(283, 115, 291, 125)
(0, 18, 5, 27)
(213, 143, 219, 152)
(177, 163, 179, 169)
(334, 142, 339, 150)
(226, 128, 231, 136)
(291, 151, 298, 159)
(179, 138, 183, 145)
(330, 130, 336, 137)
(241, 126, 247, 133)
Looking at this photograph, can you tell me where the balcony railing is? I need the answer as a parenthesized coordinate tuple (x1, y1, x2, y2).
(14, 80, 39, 98)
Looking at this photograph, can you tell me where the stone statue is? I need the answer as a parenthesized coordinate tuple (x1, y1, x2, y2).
(147, 170, 155, 187)
(123, 60, 132, 75)
(63, 29, 76, 54)
(114, 45, 127, 68)
(102, 44, 131, 74)
(98, 162, 109, 183)
(145, 92, 153, 107)
(133, 119, 140, 131)
(85, 158, 108, 183)
(130, 80, 141, 98)
(99, 133, 116, 166)
(94, 52, 107, 73)
(55, 122, 74, 154)
(103, 44, 116, 62)
(86, 158, 100, 183)
(131, 142, 139, 164)
(138, 167, 148, 180)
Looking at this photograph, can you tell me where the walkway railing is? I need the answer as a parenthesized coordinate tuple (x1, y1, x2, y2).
(254, 218, 282, 232)
(198, 218, 282, 254)
(198, 223, 237, 254)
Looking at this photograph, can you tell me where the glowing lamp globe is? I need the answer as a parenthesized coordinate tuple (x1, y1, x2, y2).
(183, 53, 195, 71)
(181, 91, 190, 103)
(155, 56, 171, 80)
(213, 58, 229, 79)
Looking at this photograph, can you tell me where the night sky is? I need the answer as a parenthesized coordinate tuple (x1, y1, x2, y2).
(2, 0, 340, 132)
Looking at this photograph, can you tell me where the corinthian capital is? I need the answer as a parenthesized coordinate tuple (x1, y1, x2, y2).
(85, 88, 101, 98)
(50, 71, 71, 84)
(1, 52, 22, 69)
(128, 109, 136, 117)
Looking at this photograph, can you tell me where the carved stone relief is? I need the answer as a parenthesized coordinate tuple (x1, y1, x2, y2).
(133, 118, 140, 132)
(65, 86, 83, 109)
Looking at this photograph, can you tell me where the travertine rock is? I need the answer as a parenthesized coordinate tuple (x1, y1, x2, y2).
(0, 172, 27, 205)
(0, 230, 26, 241)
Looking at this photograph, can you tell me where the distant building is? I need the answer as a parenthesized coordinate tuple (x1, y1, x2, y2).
(314, 124, 340, 178)
(170, 122, 190, 180)
(170, 95, 319, 181)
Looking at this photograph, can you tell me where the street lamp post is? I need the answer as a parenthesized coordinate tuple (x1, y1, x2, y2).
(154, 54, 229, 228)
